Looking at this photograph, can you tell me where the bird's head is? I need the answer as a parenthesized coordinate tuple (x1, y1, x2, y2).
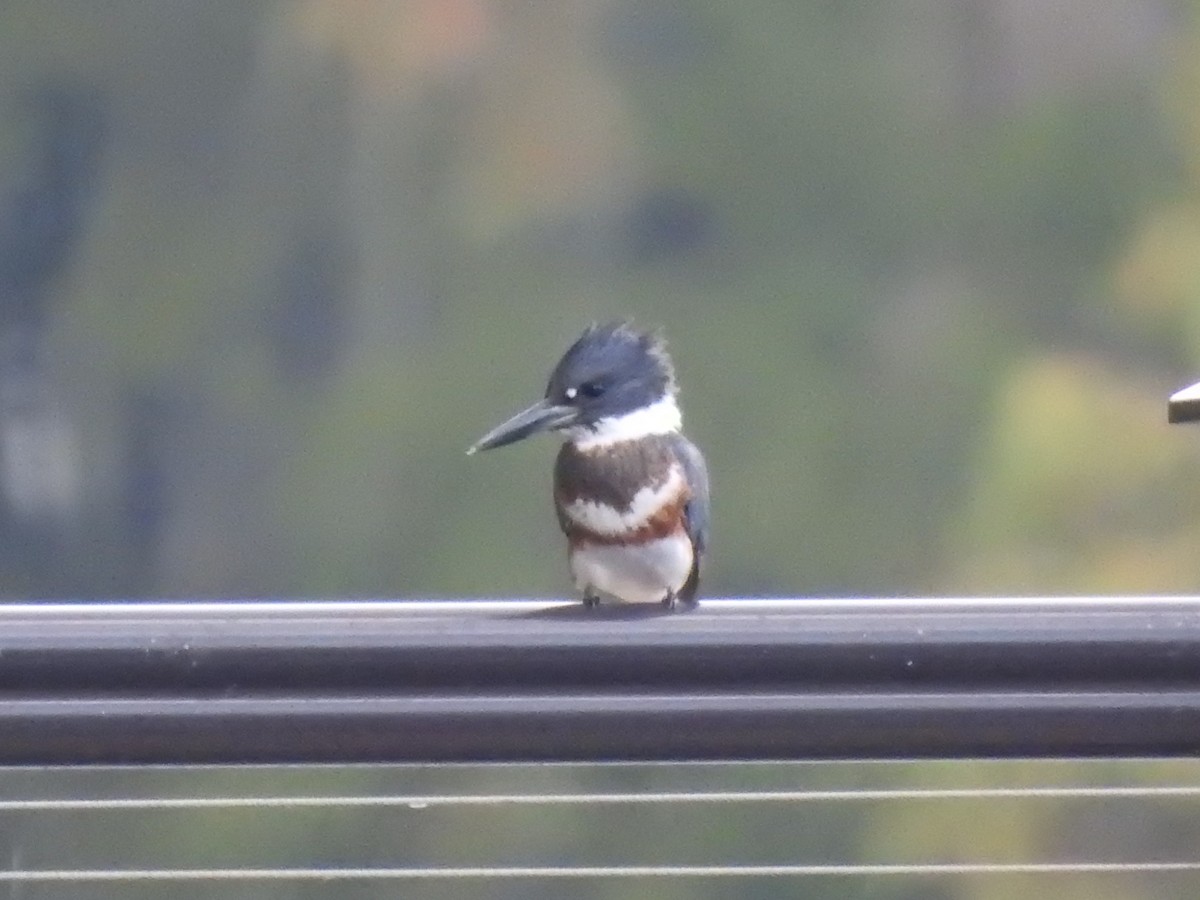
(468, 322, 681, 454)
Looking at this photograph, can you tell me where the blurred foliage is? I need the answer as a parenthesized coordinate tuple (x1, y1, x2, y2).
(4, 759, 1200, 899)
(0, 0, 1195, 600)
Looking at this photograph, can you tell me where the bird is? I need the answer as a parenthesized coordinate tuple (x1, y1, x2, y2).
(468, 322, 710, 611)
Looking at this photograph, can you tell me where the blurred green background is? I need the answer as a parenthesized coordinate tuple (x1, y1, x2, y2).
(0, 0, 1198, 601)
(4, 3, 1200, 899)
(4, 760, 1200, 899)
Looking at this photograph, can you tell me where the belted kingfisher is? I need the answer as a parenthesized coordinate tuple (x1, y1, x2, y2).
(468, 322, 710, 610)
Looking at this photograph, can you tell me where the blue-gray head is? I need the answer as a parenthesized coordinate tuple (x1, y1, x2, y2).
(468, 322, 681, 454)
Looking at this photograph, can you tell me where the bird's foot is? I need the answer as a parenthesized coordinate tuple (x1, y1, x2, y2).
(582, 593, 602, 610)
(661, 591, 697, 613)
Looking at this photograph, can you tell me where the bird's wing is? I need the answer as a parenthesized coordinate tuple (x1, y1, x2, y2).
(667, 432, 709, 602)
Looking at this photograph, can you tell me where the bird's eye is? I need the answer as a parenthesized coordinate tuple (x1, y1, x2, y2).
(578, 381, 606, 399)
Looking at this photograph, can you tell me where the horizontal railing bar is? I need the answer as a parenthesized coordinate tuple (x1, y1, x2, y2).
(0, 598, 1198, 692)
(1, 596, 1196, 617)
(1, 598, 1198, 764)
(1, 690, 1199, 764)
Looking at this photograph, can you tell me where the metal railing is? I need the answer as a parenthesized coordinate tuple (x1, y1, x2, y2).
(1, 597, 1199, 765)
(1170, 380, 1200, 423)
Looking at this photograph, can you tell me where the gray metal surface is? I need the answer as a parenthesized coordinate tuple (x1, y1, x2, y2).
(1, 598, 1198, 764)
(1169, 381, 1200, 422)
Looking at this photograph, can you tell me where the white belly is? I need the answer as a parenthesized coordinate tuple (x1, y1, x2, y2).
(569, 534, 693, 604)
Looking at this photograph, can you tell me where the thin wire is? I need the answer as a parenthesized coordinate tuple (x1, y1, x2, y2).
(1, 862, 1199, 881)
(4, 785, 1200, 811)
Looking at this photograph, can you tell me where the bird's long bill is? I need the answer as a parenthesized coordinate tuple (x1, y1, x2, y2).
(467, 398, 577, 454)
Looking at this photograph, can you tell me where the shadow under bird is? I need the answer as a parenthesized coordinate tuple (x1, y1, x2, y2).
(468, 322, 710, 610)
